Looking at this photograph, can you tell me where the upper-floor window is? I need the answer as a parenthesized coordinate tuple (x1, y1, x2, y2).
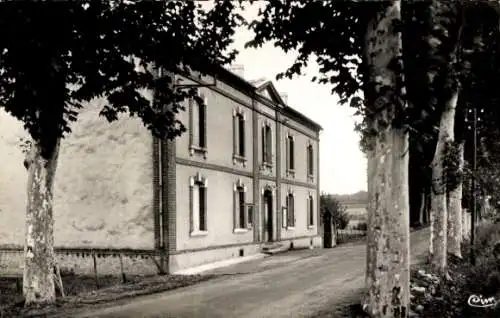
(262, 124, 272, 165)
(233, 110, 246, 159)
(237, 114, 245, 156)
(307, 195, 314, 227)
(307, 144, 314, 176)
(190, 173, 208, 235)
(286, 135, 295, 172)
(190, 91, 207, 154)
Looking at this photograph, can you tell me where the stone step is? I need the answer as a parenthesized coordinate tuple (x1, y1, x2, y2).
(261, 243, 289, 255)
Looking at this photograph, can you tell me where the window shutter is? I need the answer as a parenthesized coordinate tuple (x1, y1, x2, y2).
(287, 195, 294, 227)
(189, 184, 195, 233)
(267, 127, 272, 162)
(247, 205, 253, 229)
(262, 126, 266, 162)
(308, 145, 314, 175)
(199, 96, 206, 148)
(307, 196, 310, 226)
(290, 138, 295, 170)
(199, 186, 206, 231)
(233, 189, 238, 230)
(239, 116, 245, 157)
(233, 115, 237, 156)
(189, 98, 194, 148)
(288, 196, 292, 226)
(239, 191, 246, 228)
(282, 208, 287, 228)
(308, 196, 314, 226)
(286, 137, 290, 170)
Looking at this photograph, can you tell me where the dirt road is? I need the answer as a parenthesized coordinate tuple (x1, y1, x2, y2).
(69, 228, 429, 318)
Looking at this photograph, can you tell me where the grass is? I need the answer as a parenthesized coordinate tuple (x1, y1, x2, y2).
(0, 273, 219, 317)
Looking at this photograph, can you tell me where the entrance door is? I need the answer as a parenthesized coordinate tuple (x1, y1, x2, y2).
(263, 190, 273, 242)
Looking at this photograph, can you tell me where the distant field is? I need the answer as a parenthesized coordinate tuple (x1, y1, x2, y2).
(344, 203, 367, 209)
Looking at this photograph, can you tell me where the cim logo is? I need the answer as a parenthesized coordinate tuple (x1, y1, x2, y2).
(468, 294, 497, 308)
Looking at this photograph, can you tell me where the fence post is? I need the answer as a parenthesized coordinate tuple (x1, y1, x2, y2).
(92, 252, 99, 289)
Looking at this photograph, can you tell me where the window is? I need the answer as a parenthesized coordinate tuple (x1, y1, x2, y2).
(238, 188, 246, 228)
(287, 193, 295, 228)
(286, 135, 295, 171)
(307, 144, 314, 176)
(234, 180, 251, 231)
(199, 101, 206, 148)
(247, 205, 254, 228)
(308, 195, 314, 227)
(262, 124, 272, 164)
(282, 207, 288, 228)
(190, 174, 208, 235)
(189, 92, 207, 154)
(233, 110, 246, 159)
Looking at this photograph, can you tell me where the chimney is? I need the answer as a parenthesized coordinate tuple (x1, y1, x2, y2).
(279, 92, 288, 105)
(228, 64, 245, 78)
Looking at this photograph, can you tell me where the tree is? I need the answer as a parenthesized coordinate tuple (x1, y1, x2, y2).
(247, 0, 500, 314)
(247, 1, 412, 316)
(0, 1, 243, 305)
(403, 1, 500, 266)
(439, 2, 500, 261)
(320, 194, 350, 230)
(422, 1, 463, 271)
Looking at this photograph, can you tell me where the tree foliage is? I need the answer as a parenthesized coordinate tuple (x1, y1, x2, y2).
(247, 1, 386, 103)
(320, 194, 350, 230)
(0, 1, 245, 154)
(0, 1, 245, 305)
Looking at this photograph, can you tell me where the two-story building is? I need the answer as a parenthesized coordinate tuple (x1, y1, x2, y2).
(0, 66, 322, 275)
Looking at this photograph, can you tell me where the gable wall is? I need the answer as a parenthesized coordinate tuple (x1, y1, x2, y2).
(0, 97, 155, 250)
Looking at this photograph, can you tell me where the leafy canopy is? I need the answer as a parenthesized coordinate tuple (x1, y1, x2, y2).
(0, 1, 244, 157)
(247, 1, 385, 105)
(320, 194, 350, 230)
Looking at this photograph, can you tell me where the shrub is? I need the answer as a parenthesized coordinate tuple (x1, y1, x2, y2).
(336, 212, 351, 230)
(320, 194, 350, 230)
(413, 220, 500, 318)
(354, 222, 368, 231)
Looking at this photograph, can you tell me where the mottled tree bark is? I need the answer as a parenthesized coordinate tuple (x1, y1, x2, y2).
(23, 138, 60, 305)
(429, 90, 458, 272)
(362, 1, 410, 317)
(447, 141, 464, 259)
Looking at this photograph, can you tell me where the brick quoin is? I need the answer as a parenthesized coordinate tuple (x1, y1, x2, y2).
(165, 138, 177, 256)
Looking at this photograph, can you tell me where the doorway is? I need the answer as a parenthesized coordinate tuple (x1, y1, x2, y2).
(263, 190, 273, 242)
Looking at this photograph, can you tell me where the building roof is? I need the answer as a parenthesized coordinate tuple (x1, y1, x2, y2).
(249, 78, 267, 87)
(218, 66, 322, 131)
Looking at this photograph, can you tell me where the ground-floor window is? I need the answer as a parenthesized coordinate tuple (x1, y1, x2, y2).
(308, 195, 314, 227)
(246, 204, 254, 228)
(287, 192, 295, 228)
(282, 207, 288, 228)
(190, 173, 208, 234)
(234, 179, 251, 231)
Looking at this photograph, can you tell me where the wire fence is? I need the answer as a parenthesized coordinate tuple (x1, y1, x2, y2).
(336, 224, 367, 244)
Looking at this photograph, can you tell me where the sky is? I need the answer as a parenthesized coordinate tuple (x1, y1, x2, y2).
(226, 3, 367, 195)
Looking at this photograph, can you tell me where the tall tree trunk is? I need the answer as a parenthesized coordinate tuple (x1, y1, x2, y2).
(429, 90, 458, 272)
(23, 138, 61, 305)
(447, 141, 464, 258)
(362, 2, 410, 317)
